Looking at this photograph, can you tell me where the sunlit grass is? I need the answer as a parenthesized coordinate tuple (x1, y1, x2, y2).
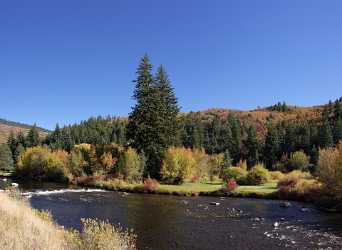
(91, 179, 279, 198)
(0, 191, 137, 250)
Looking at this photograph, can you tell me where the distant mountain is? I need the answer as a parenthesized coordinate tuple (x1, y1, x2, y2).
(0, 118, 49, 144)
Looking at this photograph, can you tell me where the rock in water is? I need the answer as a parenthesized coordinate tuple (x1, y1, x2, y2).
(280, 202, 291, 208)
(11, 183, 19, 188)
(210, 202, 220, 206)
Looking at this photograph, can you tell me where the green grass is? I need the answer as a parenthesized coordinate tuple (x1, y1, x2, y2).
(0, 170, 13, 177)
(157, 182, 223, 194)
(232, 182, 278, 198)
(87, 179, 278, 198)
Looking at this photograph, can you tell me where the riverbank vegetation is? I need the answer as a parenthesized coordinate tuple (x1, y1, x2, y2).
(1, 55, 342, 208)
(0, 192, 136, 250)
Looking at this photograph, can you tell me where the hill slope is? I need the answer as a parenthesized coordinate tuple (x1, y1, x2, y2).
(0, 118, 49, 144)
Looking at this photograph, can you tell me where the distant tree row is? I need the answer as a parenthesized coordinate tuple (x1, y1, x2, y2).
(44, 116, 127, 151)
(267, 102, 290, 112)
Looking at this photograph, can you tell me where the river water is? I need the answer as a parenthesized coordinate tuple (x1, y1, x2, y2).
(4, 180, 342, 249)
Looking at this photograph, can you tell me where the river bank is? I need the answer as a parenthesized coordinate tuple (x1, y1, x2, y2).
(0, 190, 136, 250)
(27, 187, 342, 250)
(81, 179, 279, 199)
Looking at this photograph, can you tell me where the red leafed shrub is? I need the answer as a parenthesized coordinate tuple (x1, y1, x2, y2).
(190, 175, 200, 183)
(222, 179, 238, 194)
(143, 178, 159, 192)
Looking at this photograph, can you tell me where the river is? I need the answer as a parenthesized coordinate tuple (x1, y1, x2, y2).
(4, 180, 342, 249)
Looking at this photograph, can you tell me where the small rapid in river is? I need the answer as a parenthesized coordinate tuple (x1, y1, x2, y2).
(26, 188, 342, 249)
(2, 179, 342, 250)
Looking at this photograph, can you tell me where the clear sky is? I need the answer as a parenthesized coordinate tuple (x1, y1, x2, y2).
(1, 1, 342, 129)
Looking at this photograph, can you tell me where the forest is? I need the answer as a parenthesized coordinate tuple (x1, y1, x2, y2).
(1, 55, 342, 208)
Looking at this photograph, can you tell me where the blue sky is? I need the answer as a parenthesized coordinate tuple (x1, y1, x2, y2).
(1, 1, 342, 129)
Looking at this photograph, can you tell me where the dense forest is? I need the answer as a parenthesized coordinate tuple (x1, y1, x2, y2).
(3, 96, 342, 175)
(47, 99, 342, 167)
(0, 55, 341, 208)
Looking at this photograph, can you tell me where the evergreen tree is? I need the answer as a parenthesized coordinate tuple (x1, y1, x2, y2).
(245, 125, 259, 167)
(154, 65, 180, 147)
(334, 117, 342, 143)
(127, 55, 179, 179)
(283, 122, 297, 153)
(222, 149, 232, 169)
(7, 131, 17, 162)
(13, 143, 24, 164)
(310, 145, 319, 165)
(334, 99, 342, 119)
(0, 144, 13, 171)
(263, 123, 280, 169)
(16, 131, 26, 148)
(26, 124, 40, 147)
(300, 124, 311, 155)
(319, 120, 333, 148)
(228, 113, 242, 163)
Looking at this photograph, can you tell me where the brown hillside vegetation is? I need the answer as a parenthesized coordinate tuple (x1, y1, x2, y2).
(0, 121, 48, 144)
(184, 105, 323, 138)
(0, 101, 332, 144)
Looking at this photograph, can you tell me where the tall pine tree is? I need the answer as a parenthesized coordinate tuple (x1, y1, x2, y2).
(245, 125, 259, 168)
(127, 55, 179, 179)
(26, 124, 40, 148)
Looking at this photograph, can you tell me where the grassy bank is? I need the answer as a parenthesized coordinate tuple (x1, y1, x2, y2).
(0, 170, 13, 177)
(0, 191, 136, 250)
(84, 179, 279, 199)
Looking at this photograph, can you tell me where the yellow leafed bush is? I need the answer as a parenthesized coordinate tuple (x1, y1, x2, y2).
(317, 143, 342, 200)
(161, 147, 196, 184)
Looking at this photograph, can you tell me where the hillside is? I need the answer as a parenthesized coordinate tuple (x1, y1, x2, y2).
(193, 104, 324, 138)
(0, 118, 49, 144)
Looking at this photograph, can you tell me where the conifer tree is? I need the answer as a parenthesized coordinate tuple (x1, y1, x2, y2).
(283, 122, 297, 153)
(26, 124, 40, 147)
(228, 113, 242, 163)
(334, 99, 342, 120)
(154, 65, 180, 147)
(263, 123, 280, 169)
(127, 55, 179, 179)
(245, 125, 259, 167)
(310, 145, 319, 165)
(319, 120, 333, 148)
(7, 131, 17, 162)
(334, 117, 342, 143)
(0, 144, 13, 171)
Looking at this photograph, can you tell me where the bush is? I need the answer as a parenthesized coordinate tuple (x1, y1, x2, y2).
(68, 149, 88, 178)
(191, 149, 210, 181)
(0, 192, 137, 250)
(246, 164, 270, 185)
(161, 147, 195, 184)
(316, 143, 342, 200)
(16, 146, 69, 182)
(269, 171, 284, 181)
(222, 179, 238, 194)
(288, 151, 310, 171)
(118, 147, 144, 183)
(278, 171, 320, 200)
(143, 178, 159, 192)
(236, 160, 247, 170)
(79, 218, 137, 250)
(221, 167, 248, 185)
